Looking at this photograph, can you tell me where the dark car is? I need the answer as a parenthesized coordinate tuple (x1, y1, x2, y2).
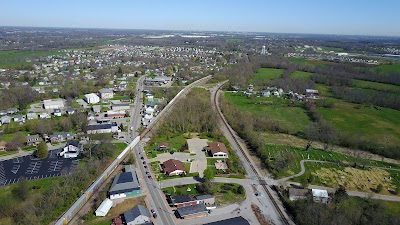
(140, 156, 144, 159)
(151, 209, 157, 218)
(148, 175, 152, 179)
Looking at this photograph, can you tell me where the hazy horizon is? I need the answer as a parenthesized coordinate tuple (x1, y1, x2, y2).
(1, 0, 400, 36)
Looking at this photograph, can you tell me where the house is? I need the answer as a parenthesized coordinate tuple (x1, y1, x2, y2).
(0, 141, 7, 152)
(92, 105, 101, 113)
(87, 122, 118, 134)
(175, 203, 208, 219)
(203, 216, 250, 225)
(66, 108, 76, 115)
(84, 93, 100, 104)
(123, 205, 151, 225)
(169, 195, 198, 208)
(157, 142, 169, 151)
(43, 99, 64, 109)
(87, 112, 95, 121)
(109, 165, 141, 199)
(26, 112, 38, 120)
(111, 103, 130, 111)
(261, 90, 271, 97)
(312, 189, 329, 203)
(0, 110, 6, 116)
(106, 110, 126, 119)
(162, 159, 186, 176)
(39, 112, 51, 119)
(98, 88, 114, 99)
(120, 97, 131, 103)
(305, 89, 319, 99)
(207, 142, 228, 158)
(26, 134, 41, 146)
(288, 188, 309, 201)
(7, 108, 18, 114)
(195, 195, 215, 206)
(13, 115, 25, 123)
(53, 108, 62, 117)
(50, 132, 74, 143)
(95, 198, 113, 217)
(58, 140, 81, 158)
(1, 115, 11, 124)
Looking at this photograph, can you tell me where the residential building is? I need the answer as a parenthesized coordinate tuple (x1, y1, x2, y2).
(203, 216, 250, 225)
(26, 134, 41, 146)
(0, 110, 6, 116)
(84, 93, 100, 104)
(288, 188, 309, 201)
(175, 203, 208, 219)
(123, 205, 151, 225)
(1, 115, 11, 124)
(305, 89, 319, 99)
(87, 122, 118, 134)
(7, 108, 18, 114)
(109, 165, 141, 199)
(207, 142, 229, 158)
(111, 103, 130, 111)
(98, 88, 114, 99)
(95, 198, 113, 217)
(66, 108, 76, 115)
(50, 132, 74, 143)
(39, 112, 51, 119)
(13, 115, 26, 123)
(312, 189, 329, 203)
(169, 195, 197, 208)
(26, 112, 38, 120)
(162, 159, 186, 176)
(43, 99, 64, 109)
(53, 108, 62, 117)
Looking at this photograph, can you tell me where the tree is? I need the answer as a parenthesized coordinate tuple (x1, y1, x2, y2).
(35, 141, 48, 159)
(300, 177, 309, 188)
(203, 168, 215, 182)
(236, 185, 245, 194)
(6, 132, 26, 151)
(376, 184, 384, 193)
(13, 177, 29, 200)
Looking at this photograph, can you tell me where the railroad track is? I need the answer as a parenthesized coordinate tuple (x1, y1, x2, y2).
(213, 82, 291, 225)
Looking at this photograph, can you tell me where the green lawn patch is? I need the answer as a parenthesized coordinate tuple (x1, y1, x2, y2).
(291, 71, 312, 79)
(249, 68, 284, 85)
(0, 50, 63, 69)
(371, 63, 400, 75)
(352, 79, 400, 93)
(0, 131, 30, 141)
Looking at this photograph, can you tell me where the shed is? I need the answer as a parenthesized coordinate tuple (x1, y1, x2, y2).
(312, 189, 329, 203)
(95, 198, 113, 217)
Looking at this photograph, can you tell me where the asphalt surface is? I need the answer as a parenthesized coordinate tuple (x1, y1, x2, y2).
(0, 148, 77, 185)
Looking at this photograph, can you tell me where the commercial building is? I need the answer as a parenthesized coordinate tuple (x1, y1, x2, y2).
(98, 88, 114, 99)
(109, 165, 141, 200)
(43, 99, 64, 109)
(84, 93, 100, 104)
(175, 203, 208, 219)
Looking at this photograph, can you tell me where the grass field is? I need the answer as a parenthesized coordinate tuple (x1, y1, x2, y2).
(0, 50, 62, 68)
(352, 79, 400, 93)
(371, 63, 400, 74)
(249, 68, 284, 85)
(224, 92, 311, 134)
(288, 57, 334, 67)
(291, 71, 312, 79)
(318, 98, 400, 147)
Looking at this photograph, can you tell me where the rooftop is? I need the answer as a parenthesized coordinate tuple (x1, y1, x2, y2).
(109, 170, 140, 195)
(123, 205, 150, 223)
(208, 142, 228, 155)
(203, 216, 250, 225)
(176, 203, 207, 217)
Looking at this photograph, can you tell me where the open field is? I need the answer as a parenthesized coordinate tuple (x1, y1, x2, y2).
(352, 79, 400, 93)
(291, 70, 312, 79)
(224, 92, 311, 134)
(371, 63, 400, 74)
(288, 57, 335, 67)
(248, 68, 284, 85)
(318, 98, 400, 147)
(0, 50, 62, 68)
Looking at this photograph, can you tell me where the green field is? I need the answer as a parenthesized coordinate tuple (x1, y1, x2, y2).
(248, 68, 284, 85)
(288, 57, 334, 67)
(291, 71, 312, 79)
(224, 92, 311, 134)
(318, 98, 400, 147)
(371, 63, 400, 74)
(226, 38, 243, 43)
(0, 50, 62, 68)
(353, 79, 400, 93)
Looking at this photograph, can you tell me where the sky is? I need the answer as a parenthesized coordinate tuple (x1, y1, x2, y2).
(1, 0, 399, 36)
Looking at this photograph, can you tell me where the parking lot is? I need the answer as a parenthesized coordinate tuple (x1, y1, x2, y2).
(0, 149, 78, 185)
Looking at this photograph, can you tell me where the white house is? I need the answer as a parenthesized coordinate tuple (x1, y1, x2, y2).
(207, 142, 229, 158)
(84, 93, 100, 104)
(43, 99, 64, 109)
(312, 189, 329, 203)
(39, 112, 51, 119)
(95, 198, 113, 217)
(26, 112, 38, 120)
(1, 115, 11, 124)
(58, 140, 80, 158)
(13, 115, 25, 123)
(53, 109, 62, 117)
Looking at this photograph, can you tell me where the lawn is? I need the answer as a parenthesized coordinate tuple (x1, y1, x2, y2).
(146, 134, 187, 152)
(371, 63, 400, 75)
(352, 79, 400, 93)
(0, 131, 30, 141)
(249, 68, 284, 85)
(318, 98, 400, 148)
(0, 50, 62, 68)
(224, 92, 311, 134)
(291, 71, 312, 79)
(288, 57, 334, 67)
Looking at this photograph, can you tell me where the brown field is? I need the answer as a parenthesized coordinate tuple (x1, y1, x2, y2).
(313, 167, 396, 194)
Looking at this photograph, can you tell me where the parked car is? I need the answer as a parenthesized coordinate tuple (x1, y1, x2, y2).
(150, 209, 157, 218)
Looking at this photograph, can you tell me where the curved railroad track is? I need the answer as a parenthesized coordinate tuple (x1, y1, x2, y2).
(213, 82, 291, 225)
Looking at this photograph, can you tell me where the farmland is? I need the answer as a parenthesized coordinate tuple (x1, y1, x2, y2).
(371, 63, 400, 74)
(0, 50, 62, 68)
(248, 68, 284, 85)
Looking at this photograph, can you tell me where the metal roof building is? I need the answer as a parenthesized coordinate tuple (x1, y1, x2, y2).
(109, 165, 141, 199)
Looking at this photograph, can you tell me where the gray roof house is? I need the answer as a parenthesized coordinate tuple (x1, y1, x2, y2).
(175, 203, 208, 219)
(123, 205, 151, 225)
(7, 108, 18, 114)
(13, 115, 25, 123)
(1, 115, 11, 124)
(26, 112, 38, 120)
(26, 134, 41, 146)
(203, 216, 250, 225)
(109, 165, 141, 199)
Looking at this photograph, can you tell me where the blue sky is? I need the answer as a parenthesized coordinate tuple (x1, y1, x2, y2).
(1, 0, 399, 36)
